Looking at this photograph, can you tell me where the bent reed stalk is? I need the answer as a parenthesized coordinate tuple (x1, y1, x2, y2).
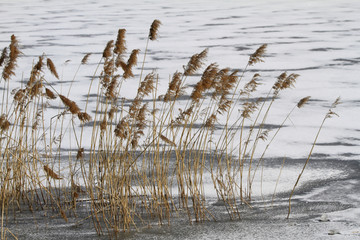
(0, 21, 339, 238)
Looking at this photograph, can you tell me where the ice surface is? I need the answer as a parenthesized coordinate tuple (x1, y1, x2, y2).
(1, 0, 359, 239)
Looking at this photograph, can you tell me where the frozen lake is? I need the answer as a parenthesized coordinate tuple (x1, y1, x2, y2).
(1, 0, 360, 239)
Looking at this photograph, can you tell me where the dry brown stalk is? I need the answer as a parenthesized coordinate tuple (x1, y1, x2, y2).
(60, 209, 68, 222)
(114, 29, 126, 55)
(59, 95, 80, 114)
(46, 58, 59, 79)
(248, 44, 267, 66)
(297, 96, 311, 108)
(45, 88, 57, 99)
(149, 20, 161, 41)
(43, 165, 63, 180)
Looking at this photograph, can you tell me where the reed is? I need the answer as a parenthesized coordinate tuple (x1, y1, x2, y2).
(0, 21, 340, 239)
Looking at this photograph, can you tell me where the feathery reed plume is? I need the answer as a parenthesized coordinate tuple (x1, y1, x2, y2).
(248, 44, 267, 66)
(81, 53, 92, 64)
(114, 118, 128, 139)
(114, 29, 126, 55)
(46, 58, 59, 79)
(28, 56, 44, 86)
(127, 49, 140, 68)
(77, 112, 92, 123)
(131, 103, 147, 148)
(108, 106, 117, 120)
(103, 40, 114, 59)
(105, 74, 119, 100)
(184, 49, 208, 76)
(2, 35, 22, 81)
(76, 147, 84, 160)
(217, 96, 232, 114)
(331, 96, 341, 109)
(30, 81, 43, 98)
(45, 88, 57, 99)
(13, 88, 26, 103)
(243, 73, 261, 94)
(272, 72, 287, 95)
(100, 117, 107, 132)
(326, 97, 341, 119)
(160, 134, 176, 147)
(281, 73, 299, 90)
(205, 113, 217, 129)
(0, 114, 10, 131)
(164, 71, 183, 102)
(59, 95, 80, 114)
(0, 47, 7, 67)
(175, 105, 194, 123)
(149, 19, 161, 41)
(190, 63, 218, 102)
(258, 129, 270, 141)
(123, 49, 140, 79)
(297, 96, 311, 108)
(43, 165, 63, 180)
(241, 101, 259, 119)
(2, 61, 15, 81)
(138, 72, 155, 97)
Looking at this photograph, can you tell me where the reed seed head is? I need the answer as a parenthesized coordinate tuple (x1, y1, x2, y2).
(149, 19, 161, 41)
(114, 118, 128, 139)
(81, 53, 91, 64)
(248, 44, 267, 66)
(108, 106, 117, 120)
(45, 88, 57, 99)
(160, 134, 176, 147)
(297, 96, 311, 108)
(164, 71, 183, 102)
(114, 29, 126, 55)
(46, 58, 59, 79)
(103, 40, 114, 59)
(184, 49, 208, 76)
(0, 47, 7, 67)
(76, 148, 84, 160)
(59, 95, 80, 114)
(43, 165, 63, 180)
(77, 112, 92, 123)
(0, 115, 10, 131)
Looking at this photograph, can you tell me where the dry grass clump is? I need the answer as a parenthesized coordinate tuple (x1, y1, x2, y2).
(0, 20, 340, 239)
